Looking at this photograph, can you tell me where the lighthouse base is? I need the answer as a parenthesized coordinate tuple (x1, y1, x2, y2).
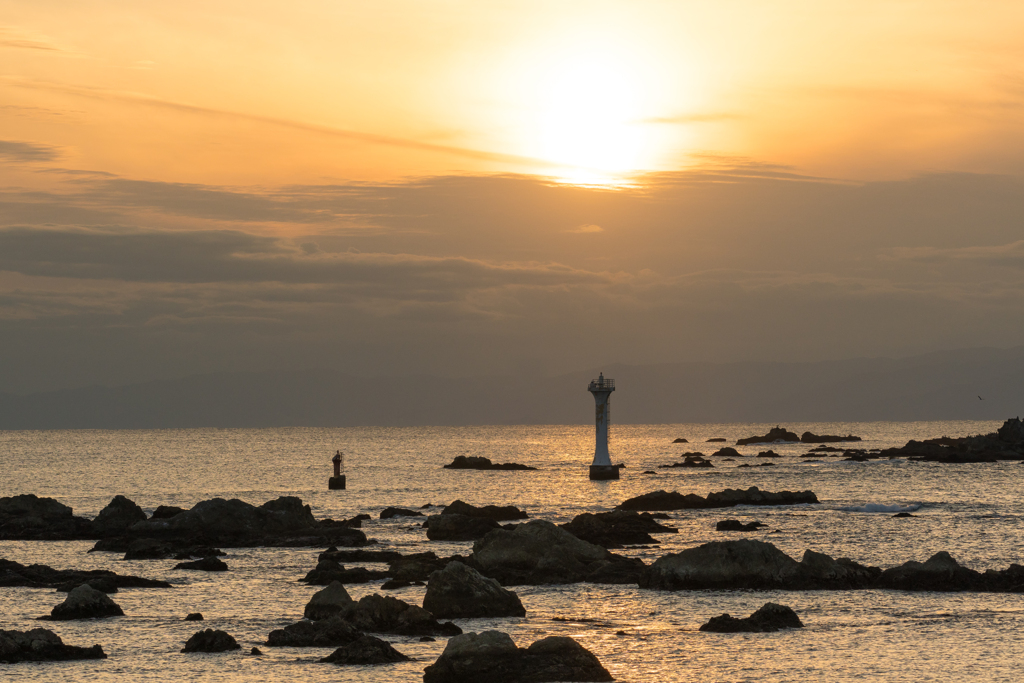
(328, 475, 347, 490)
(589, 465, 619, 481)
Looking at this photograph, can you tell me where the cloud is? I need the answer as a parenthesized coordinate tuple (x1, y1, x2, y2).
(0, 26, 66, 52)
(0, 139, 61, 162)
(566, 224, 603, 234)
(884, 240, 1024, 268)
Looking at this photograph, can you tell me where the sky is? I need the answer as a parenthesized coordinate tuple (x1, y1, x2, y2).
(2, 1, 1024, 394)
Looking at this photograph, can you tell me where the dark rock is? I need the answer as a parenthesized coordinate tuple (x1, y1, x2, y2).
(561, 510, 676, 548)
(54, 576, 118, 594)
(706, 438, 727, 442)
(304, 581, 353, 620)
(336, 593, 462, 636)
(92, 495, 147, 537)
(801, 432, 862, 443)
(738, 462, 775, 468)
(875, 418, 1024, 464)
(381, 579, 419, 590)
(442, 500, 528, 520)
(0, 558, 170, 590)
(716, 519, 767, 532)
(174, 556, 229, 571)
(875, 551, 982, 591)
(426, 514, 500, 541)
(250, 647, 262, 655)
(444, 456, 537, 471)
(319, 548, 404, 564)
(301, 558, 388, 584)
(672, 437, 688, 443)
(757, 450, 781, 458)
(0, 628, 106, 662)
(185, 613, 204, 621)
(0, 494, 95, 541)
(320, 635, 410, 665)
(123, 538, 175, 560)
(380, 507, 424, 519)
(423, 561, 526, 618)
(642, 470, 656, 474)
(618, 487, 817, 511)
(174, 546, 225, 560)
(266, 616, 363, 647)
(387, 552, 448, 582)
(737, 427, 800, 446)
(700, 602, 804, 632)
(150, 505, 187, 519)
(711, 447, 741, 458)
(659, 454, 712, 469)
(181, 629, 240, 653)
(47, 584, 124, 620)
(893, 512, 916, 518)
(422, 631, 613, 683)
(471, 519, 643, 585)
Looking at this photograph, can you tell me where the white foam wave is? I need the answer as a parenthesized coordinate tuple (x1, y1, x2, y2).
(835, 503, 923, 513)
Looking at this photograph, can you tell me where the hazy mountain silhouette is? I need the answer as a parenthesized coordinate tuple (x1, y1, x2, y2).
(1, 347, 1022, 429)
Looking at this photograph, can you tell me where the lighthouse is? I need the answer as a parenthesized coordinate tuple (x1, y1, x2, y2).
(588, 373, 619, 480)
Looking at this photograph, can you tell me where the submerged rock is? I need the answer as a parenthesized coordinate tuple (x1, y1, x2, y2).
(423, 561, 526, 618)
(617, 487, 817, 512)
(181, 629, 240, 653)
(174, 556, 228, 571)
(700, 603, 804, 632)
(0, 628, 106, 662)
(47, 584, 125, 620)
(737, 427, 800, 446)
(561, 510, 676, 548)
(185, 613, 204, 621)
(320, 635, 410, 665)
(444, 456, 537, 471)
(658, 454, 712, 469)
(422, 631, 613, 683)
(304, 581, 353, 620)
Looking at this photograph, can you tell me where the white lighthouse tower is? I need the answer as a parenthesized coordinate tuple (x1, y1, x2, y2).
(588, 373, 619, 480)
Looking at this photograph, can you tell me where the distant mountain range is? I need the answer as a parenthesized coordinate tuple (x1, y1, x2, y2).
(2, 347, 1022, 429)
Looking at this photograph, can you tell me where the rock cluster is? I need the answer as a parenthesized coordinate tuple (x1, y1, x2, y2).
(876, 419, 1024, 463)
(617, 487, 818, 512)
(442, 500, 528, 520)
(658, 454, 712, 468)
(800, 432, 862, 443)
(300, 558, 388, 584)
(736, 427, 800, 445)
(560, 510, 676, 548)
(0, 494, 94, 540)
(444, 456, 537, 471)
(425, 514, 501, 541)
(423, 631, 613, 683)
(700, 603, 804, 632)
(0, 628, 106, 662)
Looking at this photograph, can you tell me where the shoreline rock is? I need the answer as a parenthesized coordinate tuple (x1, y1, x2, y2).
(0, 558, 170, 590)
(700, 603, 803, 632)
(0, 628, 106, 662)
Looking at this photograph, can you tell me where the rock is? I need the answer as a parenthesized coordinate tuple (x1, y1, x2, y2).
(875, 418, 1024, 464)
(92, 495, 147, 537)
(801, 432, 862, 443)
(756, 450, 781, 458)
(737, 462, 775, 468)
(250, 647, 262, 655)
(334, 594, 462, 636)
(0, 494, 95, 540)
(706, 438, 727, 442)
(426, 514, 500, 541)
(47, 584, 124, 620)
(320, 635, 410, 665)
(561, 510, 676, 548)
(471, 519, 643, 585)
(380, 507, 424, 519)
(736, 426, 800, 446)
(444, 456, 537, 471)
(266, 616, 363, 647)
(700, 603, 804, 632)
(893, 512, 916, 518)
(0, 558, 170, 590)
(123, 538, 175, 560)
(304, 581, 353, 620)
(185, 613, 204, 621)
(387, 552, 461, 582)
(54, 576, 118, 594)
(423, 561, 526, 618)
(150, 505, 186, 519)
(300, 558, 388, 584)
(672, 437, 688, 443)
(441, 500, 528, 521)
(875, 551, 983, 591)
(716, 519, 767, 532)
(381, 579, 422, 590)
(319, 548, 404, 564)
(617, 487, 817, 511)
(174, 556, 228, 571)
(181, 629, 240, 653)
(0, 628, 106, 662)
(422, 631, 613, 683)
(658, 454, 712, 468)
(711, 447, 741, 458)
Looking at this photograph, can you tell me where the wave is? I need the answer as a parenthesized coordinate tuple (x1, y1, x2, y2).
(834, 503, 923, 513)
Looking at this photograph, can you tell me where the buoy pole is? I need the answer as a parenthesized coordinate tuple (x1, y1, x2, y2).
(329, 450, 346, 490)
(588, 373, 619, 480)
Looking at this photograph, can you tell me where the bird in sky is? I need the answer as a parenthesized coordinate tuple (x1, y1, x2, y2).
(978, 395, 985, 400)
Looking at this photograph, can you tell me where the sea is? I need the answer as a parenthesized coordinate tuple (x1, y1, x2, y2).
(2, 420, 1023, 682)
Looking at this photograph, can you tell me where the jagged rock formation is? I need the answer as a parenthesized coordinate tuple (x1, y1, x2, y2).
(0, 628, 106, 662)
(617, 487, 817, 512)
(423, 561, 526, 618)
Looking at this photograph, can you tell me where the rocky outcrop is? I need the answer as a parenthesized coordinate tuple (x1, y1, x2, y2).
(300, 558, 388, 584)
(471, 520, 644, 585)
(876, 417, 1024, 463)
(304, 581, 353, 620)
(380, 507, 424, 519)
(640, 540, 879, 590)
(700, 603, 804, 632)
(442, 500, 528, 520)
(0, 558, 170, 589)
(737, 427, 800, 445)
(423, 561, 526, 618)
(47, 584, 125, 620)
(658, 455, 712, 468)
(266, 617, 363, 647)
(0, 628, 106, 662)
(150, 505, 187, 519)
(334, 594, 462, 636)
(320, 635, 409, 665)
(92, 496, 147, 537)
(672, 437, 688, 443)
(561, 510, 676, 548)
(387, 552, 463, 582)
(617, 487, 818, 511)
(181, 629, 240, 653)
(185, 613, 203, 621)
(444, 456, 537, 471)
(174, 556, 228, 571)
(426, 514, 501, 541)
(873, 551, 1019, 591)
(0, 494, 95, 540)
(800, 432, 862, 443)
(716, 519, 767, 532)
(422, 631, 613, 683)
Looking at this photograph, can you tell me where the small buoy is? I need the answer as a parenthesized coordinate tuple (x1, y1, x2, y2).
(329, 450, 346, 490)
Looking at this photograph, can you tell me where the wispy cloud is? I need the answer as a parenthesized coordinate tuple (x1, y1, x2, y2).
(0, 26, 69, 53)
(0, 139, 61, 162)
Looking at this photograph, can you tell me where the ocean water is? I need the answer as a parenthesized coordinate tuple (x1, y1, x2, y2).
(2, 420, 1023, 682)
